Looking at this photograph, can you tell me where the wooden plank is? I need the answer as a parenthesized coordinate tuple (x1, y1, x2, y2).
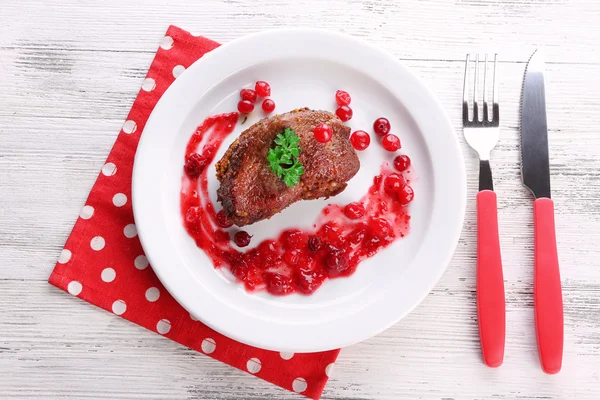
(1, 0, 599, 63)
(1, 48, 599, 124)
(0, 281, 598, 399)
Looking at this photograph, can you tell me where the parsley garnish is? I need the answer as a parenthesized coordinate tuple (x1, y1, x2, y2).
(267, 128, 305, 187)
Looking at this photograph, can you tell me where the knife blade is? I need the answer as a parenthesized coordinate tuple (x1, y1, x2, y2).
(521, 50, 551, 199)
(520, 49, 563, 374)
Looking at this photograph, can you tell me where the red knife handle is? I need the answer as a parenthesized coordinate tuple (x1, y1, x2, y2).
(476, 190, 505, 368)
(534, 198, 563, 374)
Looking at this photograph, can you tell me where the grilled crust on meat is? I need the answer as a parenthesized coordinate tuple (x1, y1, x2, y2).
(216, 108, 360, 226)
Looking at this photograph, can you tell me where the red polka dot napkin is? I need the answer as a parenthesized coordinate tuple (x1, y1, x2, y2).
(49, 25, 339, 400)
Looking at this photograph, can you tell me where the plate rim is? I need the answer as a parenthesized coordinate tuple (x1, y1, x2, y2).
(132, 28, 466, 352)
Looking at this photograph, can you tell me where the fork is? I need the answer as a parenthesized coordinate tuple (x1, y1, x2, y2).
(463, 54, 505, 368)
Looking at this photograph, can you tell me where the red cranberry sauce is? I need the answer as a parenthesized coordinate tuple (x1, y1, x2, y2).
(181, 112, 239, 266)
(181, 113, 412, 296)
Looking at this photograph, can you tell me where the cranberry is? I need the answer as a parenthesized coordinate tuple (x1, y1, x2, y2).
(297, 255, 317, 273)
(350, 130, 370, 151)
(335, 90, 351, 106)
(281, 229, 305, 249)
(348, 224, 367, 245)
(397, 185, 414, 205)
(262, 99, 275, 113)
(382, 134, 401, 152)
(320, 222, 342, 245)
(184, 153, 208, 178)
(313, 123, 333, 143)
(384, 173, 406, 194)
(344, 202, 366, 219)
(370, 217, 393, 239)
(216, 210, 233, 228)
(257, 240, 279, 266)
(258, 239, 278, 255)
(308, 235, 323, 252)
(324, 248, 348, 276)
(234, 231, 252, 247)
(283, 249, 301, 266)
(373, 117, 391, 136)
(335, 106, 353, 122)
(255, 81, 271, 97)
(265, 273, 294, 295)
(240, 88, 257, 103)
(394, 155, 411, 172)
(237, 100, 254, 114)
(295, 268, 325, 294)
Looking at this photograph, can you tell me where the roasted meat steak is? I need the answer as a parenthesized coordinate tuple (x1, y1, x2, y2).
(216, 108, 360, 226)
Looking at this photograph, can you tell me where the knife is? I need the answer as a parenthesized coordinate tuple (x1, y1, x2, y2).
(520, 49, 563, 374)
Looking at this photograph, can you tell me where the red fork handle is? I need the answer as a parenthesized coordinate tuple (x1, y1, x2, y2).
(534, 198, 563, 374)
(476, 190, 506, 367)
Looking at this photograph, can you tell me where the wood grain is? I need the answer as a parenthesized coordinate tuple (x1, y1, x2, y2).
(1, 0, 599, 399)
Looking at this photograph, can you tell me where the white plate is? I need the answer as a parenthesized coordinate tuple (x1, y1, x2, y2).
(132, 29, 466, 353)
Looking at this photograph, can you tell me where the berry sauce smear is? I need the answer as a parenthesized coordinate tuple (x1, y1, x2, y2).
(181, 113, 412, 296)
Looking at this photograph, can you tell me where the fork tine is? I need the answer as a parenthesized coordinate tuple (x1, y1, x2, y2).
(483, 54, 489, 122)
(463, 54, 470, 122)
(492, 54, 499, 121)
(473, 54, 479, 122)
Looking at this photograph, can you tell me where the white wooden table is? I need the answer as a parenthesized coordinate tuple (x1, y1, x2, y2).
(1, 1, 599, 399)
